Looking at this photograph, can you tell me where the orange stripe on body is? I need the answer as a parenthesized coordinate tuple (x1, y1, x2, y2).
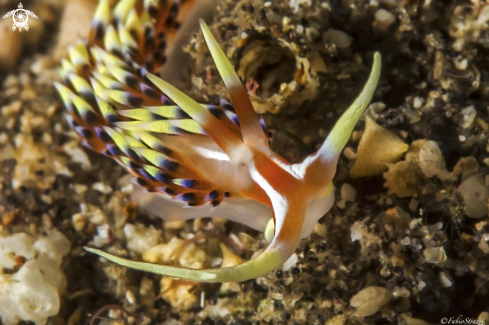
(227, 85, 268, 144)
(251, 151, 311, 243)
(239, 181, 272, 208)
(253, 151, 302, 196)
(198, 116, 246, 159)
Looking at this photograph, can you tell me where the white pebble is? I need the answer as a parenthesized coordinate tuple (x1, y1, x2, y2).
(0, 231, 71, 325)
(408, 198, 419, 211)
(341, 183, 357, 202)
(351, 221, 367, 242)
(438, 272, 453, 288)
(413, 97, 423, 109)
(66, 146, 92, 170)
(92, 182, 112, 194)
(42, 133, 52, 145)
(392, 286, 410, 297)
(0, 133, 8, 145)
(453, 38, 465, 52)
(350, 286, 392, 317)
(1, 100, 22, 117)
(343, 147, 357, 160)
(484, 159, 489, 169)
(453, 56, 468, 70)
(457, 174, 489, 218)
(460, 106, 476, 128)
(289, 0, 311, 12)
(126, 291, 136, 304)
(400, 237, 410, 245)
(72, 213, 86, 231)
(74, 184, 88, 195)
(323, 29, 352, 48)
(124, 223, 162, 255)
(418, 280, 426, 290)
(336, 199, 346, 209)
(375, 9, 396, 30)
(423, 247, 447, 264)
(479, 235, 489, 253)
(3, 75, 19, 88)
(89, 208, 106, 225)
(96, 224, 110, 238)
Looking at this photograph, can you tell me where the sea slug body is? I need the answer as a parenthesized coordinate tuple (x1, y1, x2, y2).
(55, 0, 381, 282)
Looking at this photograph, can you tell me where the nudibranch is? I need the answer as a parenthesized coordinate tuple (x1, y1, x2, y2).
(54, 0, 381, 282)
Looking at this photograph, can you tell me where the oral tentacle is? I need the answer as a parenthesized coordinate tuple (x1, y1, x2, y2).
(299, 52, 382, 187)
(84, 245, 282, 282)
(322, 52, 382, 156)
(199, 20, 270, 149)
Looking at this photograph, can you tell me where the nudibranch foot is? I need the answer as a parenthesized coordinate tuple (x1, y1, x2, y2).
(56, 0, 381, 283)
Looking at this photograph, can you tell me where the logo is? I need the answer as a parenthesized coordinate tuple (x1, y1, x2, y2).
(2, 3, 38, 32)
